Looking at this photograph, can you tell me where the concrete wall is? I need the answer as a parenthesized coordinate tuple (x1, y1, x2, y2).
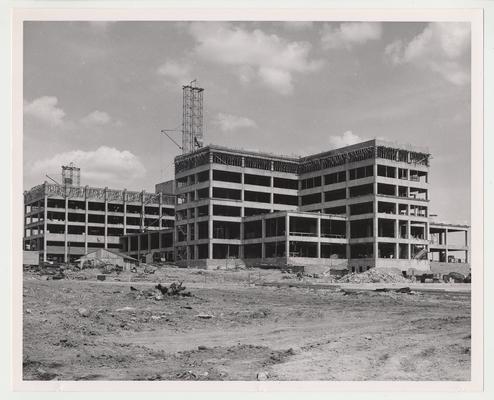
(23, 251, 39, 266)
(430, 262, 470, 276)
(176, 258, 247, 270)
(375, 258, 430, 272)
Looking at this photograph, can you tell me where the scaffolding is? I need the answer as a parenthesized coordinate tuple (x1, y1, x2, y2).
(61, 162, 80, 187)
(182, 82, 204, 154)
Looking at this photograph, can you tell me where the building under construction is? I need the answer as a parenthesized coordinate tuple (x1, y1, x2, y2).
(23, 174, 175, 263)
(24, 83, 470, 275)
(117, 139, 470, 276)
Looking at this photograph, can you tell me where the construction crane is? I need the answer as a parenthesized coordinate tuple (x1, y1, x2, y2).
(160, 129, 183, 151)
(161, 80, 204, 154)
(45, 174, 61, 185)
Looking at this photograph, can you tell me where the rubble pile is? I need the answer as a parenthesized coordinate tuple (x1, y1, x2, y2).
(337, 269, 410, 284)
(128, 282, 191, 301)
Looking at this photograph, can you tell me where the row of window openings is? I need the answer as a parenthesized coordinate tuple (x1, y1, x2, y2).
(44, 220, 174, 235)
(179, 188, 299, 205)
(177, 170, 299, 190)
(122, 233, 174, 252)
(174, 243, 347, 260)
(179, 184, 428, 206)
(300, 165, 428, 190)
(348, 202, 427, 217)
(349, 243, 428, 260)
(301, 184, 428, 205)
(173, 242, 426, 260)
(175, 218, 347, 241)
(44, 199, 174, 215)
(24, 242, 120, 251)
(176, 166, 428, 192)
(174, 201, 427, 221)
(43, 214, 175, 226)
(349, 219, 427, 239)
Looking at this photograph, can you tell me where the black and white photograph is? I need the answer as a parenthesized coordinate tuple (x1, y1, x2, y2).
(10, 5, 486, 392)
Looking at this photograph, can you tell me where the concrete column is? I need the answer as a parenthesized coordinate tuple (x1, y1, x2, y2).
(316, 217, 321, 258)
(239, 219, 244, 258)
(84, 187, 88, 255)
(373, 162, 378, 261)
(285, 214, 290, 259)
(64, 195, 68, 263)
(158, 228, 162, 255)
(43, 194, 48, 262)
(141, 190, 146, 230)
(345, 204, 351, 260)
(208, 153, 214, 260)
(208, 240, 213, 260)
(137, 234, 141, 262)
(261, 218, 266, 259)
(445, 229, 449, 262)
(270, 176, 274, 212)
(240, 164, 245, 214)
(123, 189, 127, 235)
(104, 188, 108, 249)
(158, 193, 163, 232)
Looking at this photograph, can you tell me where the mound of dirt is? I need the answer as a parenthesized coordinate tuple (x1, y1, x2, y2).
(337, 269, 410, 284)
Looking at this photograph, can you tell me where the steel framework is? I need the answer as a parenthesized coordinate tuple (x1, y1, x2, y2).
(61, 162, 80, 187)
(182, 82, 204, 154)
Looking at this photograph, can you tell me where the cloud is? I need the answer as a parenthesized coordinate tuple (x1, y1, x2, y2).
(24, 96, 66, 127)
(80, 110, 110, 125)
(328, 131, 363, 149)
(384, 22, 470, 85)
(214, 113, 257, 132)
(80, 110, 122, 126)
(188, 22, 323, 94)
(157, 60, 193, 86)
(30, 146, 146, 186)
(321, 22, 382, 49)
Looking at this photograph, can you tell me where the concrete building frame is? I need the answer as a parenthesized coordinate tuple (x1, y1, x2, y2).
(170, 139, 470, 273)
(23, 183, 175, 263)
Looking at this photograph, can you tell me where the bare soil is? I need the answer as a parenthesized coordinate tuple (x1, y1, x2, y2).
(22, 267, 471, 381)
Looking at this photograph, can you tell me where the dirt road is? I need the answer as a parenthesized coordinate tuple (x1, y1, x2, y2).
(22, 269, 471, 381)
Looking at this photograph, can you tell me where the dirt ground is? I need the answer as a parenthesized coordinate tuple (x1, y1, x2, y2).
(22, 267, 471, 381)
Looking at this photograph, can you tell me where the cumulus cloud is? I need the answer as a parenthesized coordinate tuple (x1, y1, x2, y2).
(321, 22, 382, 49)
(30, 146, 146, 186)
(384, 22, 470, 85)
(214, 113, 257, 132)
(24, 96, 66, 127)
(188, 22, 323, 94)
(328, 131, 363, 149)
(81, 110, 112, 125)
(157, 60, 193, 86)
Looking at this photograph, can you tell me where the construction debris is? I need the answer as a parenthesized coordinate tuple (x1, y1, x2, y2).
(256, 371, 269, 381)
(337, 269, 410, 284)
(128, 282, 191, 301)
(196, 314, 214, 319)
(77, 308, 90, 317)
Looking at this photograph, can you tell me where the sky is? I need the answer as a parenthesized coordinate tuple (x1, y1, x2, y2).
(23, 21, 471, 224)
